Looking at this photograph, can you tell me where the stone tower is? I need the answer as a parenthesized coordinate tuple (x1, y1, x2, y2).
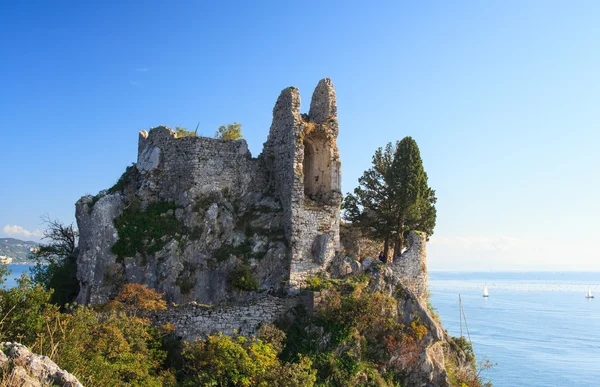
(261, 78, 342, 288)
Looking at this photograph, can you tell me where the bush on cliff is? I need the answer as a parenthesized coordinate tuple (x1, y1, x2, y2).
(215, 122, 243, 140)
(0, 273, 176, 387)
(0, 268, 317, 387)
(29, 217, 80, 307)
(279, 276, 405, 387)
(180, 332, 316, 387)
(0, 265, 489, 387)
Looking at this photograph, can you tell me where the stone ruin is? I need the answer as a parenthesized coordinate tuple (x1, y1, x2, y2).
(76, 79, 343, 306)
(75, 76, 429, 316)
(72, 79, 457, 386)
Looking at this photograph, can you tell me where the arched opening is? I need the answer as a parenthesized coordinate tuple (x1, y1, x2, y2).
(303, 136, 332, 201)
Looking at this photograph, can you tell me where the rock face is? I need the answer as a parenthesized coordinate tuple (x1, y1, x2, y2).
(0, 342, 83, 387)
(76, 79, 342, 306)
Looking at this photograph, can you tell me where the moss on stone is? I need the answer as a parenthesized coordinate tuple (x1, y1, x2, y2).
(111, 200, 183, 261)
(87, 194, 101, 213)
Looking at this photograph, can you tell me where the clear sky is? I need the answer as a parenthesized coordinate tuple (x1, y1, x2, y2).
(1, 1, 599, 271)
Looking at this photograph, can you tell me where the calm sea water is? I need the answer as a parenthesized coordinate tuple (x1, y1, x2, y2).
(429, 272, 600, 387)
(3, 264, 33, 288)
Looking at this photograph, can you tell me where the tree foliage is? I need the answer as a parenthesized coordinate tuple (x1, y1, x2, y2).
(343, 137, 436, 259)
(29, 216, 80, 306)
(181, 332, 315, 387)
(0, 272, 176, 387)
(215, 122, 243, 140)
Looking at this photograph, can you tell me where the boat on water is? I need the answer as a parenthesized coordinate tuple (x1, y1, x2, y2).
(483, 283, 489, 298)
(586, 287, 594, 299)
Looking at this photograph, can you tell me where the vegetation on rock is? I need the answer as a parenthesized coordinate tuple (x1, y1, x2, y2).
(229, 264, 259, 291)
(111, 200, 183, 261)
(181, 332, 315, 386)
(175, 126, 197, 138)
(30, 217, 79, 307)
(215, 122, 243, 140)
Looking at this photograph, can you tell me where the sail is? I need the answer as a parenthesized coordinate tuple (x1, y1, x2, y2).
(589, 287, 593, 297)
(483, 284, 489, 297)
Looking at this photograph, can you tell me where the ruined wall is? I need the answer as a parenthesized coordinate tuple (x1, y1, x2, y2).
(339, 223, 383, 261)
(138, 126, 266, 203)
(260, 79, 342, 289)
(388, 231, 429, 303)
(260, 87, 301, 241)
(289, 80, 342, 288)
(76, 125, 287, 306)
(155, 296, 300, 340)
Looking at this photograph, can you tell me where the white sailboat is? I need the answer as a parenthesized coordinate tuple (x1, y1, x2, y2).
(483, 283, 489, 298)
(586, 287, 594, 299)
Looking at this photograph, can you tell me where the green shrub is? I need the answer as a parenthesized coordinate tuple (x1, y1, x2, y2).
(305, 274, 329, 291)
(181, 333, 315, 387)
(175, 126, 197, 138)
(0, 271, 55, 345)
(112, 200, 183, 260)
(0, 271, 176, 387)
(214, 122, 243, 140)
(228, 265, 259, 291)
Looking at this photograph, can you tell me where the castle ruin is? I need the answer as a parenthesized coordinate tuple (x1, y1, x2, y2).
(76, 79, 343, 305)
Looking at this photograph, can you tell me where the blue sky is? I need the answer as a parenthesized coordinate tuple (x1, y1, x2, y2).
(1, 1, 599, 270)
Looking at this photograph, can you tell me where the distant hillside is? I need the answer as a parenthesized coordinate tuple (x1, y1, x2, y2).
(0, 238, 38, 263)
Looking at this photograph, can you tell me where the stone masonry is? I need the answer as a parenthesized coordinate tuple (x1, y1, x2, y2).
(155, 296, 300, 341)
(261, 79, 342, 289)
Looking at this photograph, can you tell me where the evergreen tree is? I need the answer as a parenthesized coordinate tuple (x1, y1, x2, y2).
(343, 137, 436, 261)
(342, 143, 397, 258)
(389, 137, 436, 258)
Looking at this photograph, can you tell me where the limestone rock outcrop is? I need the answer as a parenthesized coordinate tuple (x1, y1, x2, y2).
(0, 342, 83, 387)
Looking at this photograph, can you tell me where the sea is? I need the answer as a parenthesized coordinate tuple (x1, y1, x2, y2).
(3, 266, 599, 386)
(3, 264, 33, 288)
(429, 271, 600, 387)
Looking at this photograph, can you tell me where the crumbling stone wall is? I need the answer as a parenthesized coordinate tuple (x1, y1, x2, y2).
(388, 231, 429, 303)
(339, 223, 382, 261)
(261, 79, 342, 289)
(137, 126, 266, 203)
(155, 296, 300, 340)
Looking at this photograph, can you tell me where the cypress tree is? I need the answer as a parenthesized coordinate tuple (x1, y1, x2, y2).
(389, 136, 435, 258)
(343, 137, 436, 261)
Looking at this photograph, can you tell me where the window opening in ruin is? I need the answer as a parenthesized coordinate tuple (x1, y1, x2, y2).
(303, 136, 332, 201)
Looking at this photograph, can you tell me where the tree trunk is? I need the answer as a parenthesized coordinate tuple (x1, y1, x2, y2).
(394, 215, 405, 259)
(383, 236, 390, 263)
